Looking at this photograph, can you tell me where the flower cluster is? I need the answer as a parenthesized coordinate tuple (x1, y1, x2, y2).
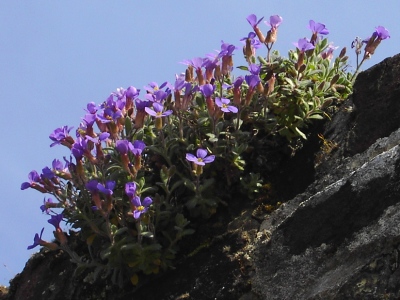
(351, 25, 390, 79)
(21, 13, 389, 287)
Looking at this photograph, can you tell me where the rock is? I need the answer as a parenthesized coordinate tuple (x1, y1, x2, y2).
(4, 53, 400, 300)
(250, 53, 400, 300)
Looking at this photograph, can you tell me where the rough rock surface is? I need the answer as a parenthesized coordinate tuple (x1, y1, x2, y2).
(2, 53, 400, 300)
(250, 53, 400, 300)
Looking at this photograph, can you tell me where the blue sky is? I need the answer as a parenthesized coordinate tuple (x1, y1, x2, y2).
(0, 1, 398, 286)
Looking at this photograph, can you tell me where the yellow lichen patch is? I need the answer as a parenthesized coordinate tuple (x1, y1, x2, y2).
(315, 133, 339, 165)
(130, 273, 139, 286)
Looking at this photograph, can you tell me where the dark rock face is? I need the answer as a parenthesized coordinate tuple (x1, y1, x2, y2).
(252, 128, 400, 299)
(348, 55, 400, 155)
(251, 53, 400, 300)
(3, 53, 400, 300)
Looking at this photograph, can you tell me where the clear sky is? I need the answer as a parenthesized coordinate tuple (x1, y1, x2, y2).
(0, 1, 398, 286)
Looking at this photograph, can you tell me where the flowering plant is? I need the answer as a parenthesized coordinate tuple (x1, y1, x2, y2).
(22, 13, 389, 287)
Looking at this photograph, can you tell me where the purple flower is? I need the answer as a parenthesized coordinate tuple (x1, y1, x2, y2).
(240, 32, 262, 50)
(97, 107, 123, 123)
(173, 75, 186, 92)
(97, 181, 116, 196)
(112, 87, 127, 100)
(203, 57, 219, 73)
(154, 89, 169, 102)
(245, 74, 261, 89)
(373, 26, 390, 40)
(126, 86, 140, 99)
(215, 98, 238, 113)
(181, 57, 205, 70)
(86, 179, 100, 193)
(144, 81, 170, 94)
(265, 15, 283, 29)
(71, 137, 87, 160)
(308, 20, 329, 35)
(116, 140, 132, 155)
(21, 170, 41, 190)
(131, 140, 146, 156)
(351, 37, 367, 55)
(27, 228, 45, 250)
(40, 198, 54, 214)
(85, 132, 110, 144)
(82, 113, 97, 127)
(199, 84, 215, 98)
(41, 167, 55, 180)
(363, 25, 390, 56)
(218, 41, 236, 59)
(248, 64, 261, 75)
(48, 213, 63, 229)
(246, 14, 264, 29)
(48, 213, 67, 245)
(131, 196, 153, 219)
(186, 149, 215, 166)
(52, 159, 65, 171)
(233, 76, 245, 89)
(145, 102, 173, 118)
(125, 182, 137, 198)
(86, 102, 98, 114)
(321, 43, 338, 59)
(49, 126, 74, 147)
(294, 38, 315, 52)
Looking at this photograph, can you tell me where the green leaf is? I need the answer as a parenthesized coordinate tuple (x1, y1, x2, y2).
(257, 56, 268, 65)
(181, 229, 195, 236)
(114, 227, 128, 236)
(184, 180, 196, 192)
(284, 77, 295, 89)
(307, 114, 324, 120)
(295, 127, 307, 139)
(125, 117, 133, 137)
(141, 231, 154, 238)
(237, 65, 249, 71)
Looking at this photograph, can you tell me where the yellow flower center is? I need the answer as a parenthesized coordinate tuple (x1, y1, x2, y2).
(137, 205, 145, 212)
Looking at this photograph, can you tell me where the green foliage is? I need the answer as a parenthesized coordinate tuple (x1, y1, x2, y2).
(246, 38, 352, 141)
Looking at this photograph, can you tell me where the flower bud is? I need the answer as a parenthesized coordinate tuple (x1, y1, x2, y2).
(134, 155, 142, 172)
(134, 110, 146, 129)
(339, 47, 346, 58)
(244, 38, 254, 60)
(245, 88, 256, 106)
(263, 73, 276, 97)
(194, 164, 203, 176)
(174, 90, 181, 111)
(185, 65, 194, 82)
(265, 28, 277, 44)
(195, 68, 205, 86)
(297, 52, 305, 68)
(233, 87, 241, 106)
(221, 56, 233, 76)
(205, 96, 215, 117)
(54, 228, 68, 246)
(253, 26, 265, 43)
(214, 65, 221, 81)
(155, 117, 163, 130)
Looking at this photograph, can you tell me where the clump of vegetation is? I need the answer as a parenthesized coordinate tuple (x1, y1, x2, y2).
(21, 13, 389, 287)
